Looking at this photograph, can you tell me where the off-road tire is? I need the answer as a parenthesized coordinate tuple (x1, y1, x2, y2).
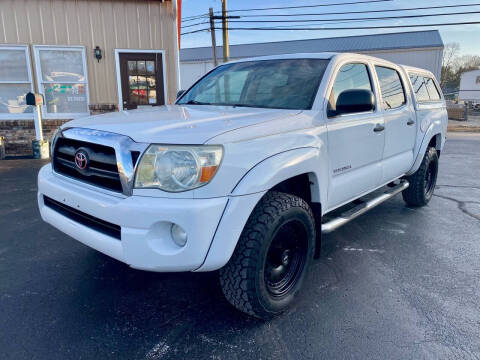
(219, 191, 315, 319)
(402, 146, 438, 207)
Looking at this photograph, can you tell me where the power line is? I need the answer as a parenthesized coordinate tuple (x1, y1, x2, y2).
(181, 28, 214, 36)
(215, 0, 393, 13)
(226, 3, 480, 18)
(182, 14, 209, 22)
(181, 2, 480, 27)
(225, 21, 480, 31)
(226, 10, 480, 24)
(182, 0, 394, 22)
(182, 8, 480, 30)
(181, 20, 480, 36)
(182, 21, 209, 29)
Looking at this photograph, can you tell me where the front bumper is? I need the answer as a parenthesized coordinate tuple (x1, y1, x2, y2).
(37, 164, 229, 272)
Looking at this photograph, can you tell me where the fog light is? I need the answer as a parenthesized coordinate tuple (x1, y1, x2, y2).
(171, 224, 187, 247)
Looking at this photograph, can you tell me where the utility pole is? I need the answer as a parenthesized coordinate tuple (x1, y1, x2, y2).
(221, 0, 229, 63)
(211, 1, 238, 64)
(209, 8, 218, 67)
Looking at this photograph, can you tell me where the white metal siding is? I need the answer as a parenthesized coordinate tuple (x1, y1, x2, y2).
(459, 70, 480, 101)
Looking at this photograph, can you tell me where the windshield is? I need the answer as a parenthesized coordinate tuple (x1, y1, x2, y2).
(177, 59, 330, 110)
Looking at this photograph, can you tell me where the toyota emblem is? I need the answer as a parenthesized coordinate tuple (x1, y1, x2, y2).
(74, 150, 89, 170)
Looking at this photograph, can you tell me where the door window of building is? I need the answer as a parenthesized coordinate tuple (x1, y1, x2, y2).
(119, 52, 165, 110)
(33, 46, 89, 118)
(0, 46, 34, 119)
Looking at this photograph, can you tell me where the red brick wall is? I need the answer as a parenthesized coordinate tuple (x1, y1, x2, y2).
(0, 104, 118, 157)
(0, 119, 69, 156)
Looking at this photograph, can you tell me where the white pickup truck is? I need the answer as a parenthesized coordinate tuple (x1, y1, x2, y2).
(38, 53, 447, 318)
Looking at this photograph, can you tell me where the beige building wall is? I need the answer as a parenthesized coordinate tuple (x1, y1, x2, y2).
(0, 0, 178, 105)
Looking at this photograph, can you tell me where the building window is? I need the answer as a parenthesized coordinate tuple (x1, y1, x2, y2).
(33, 46, 89, 118)
(0, 46, 34, 119)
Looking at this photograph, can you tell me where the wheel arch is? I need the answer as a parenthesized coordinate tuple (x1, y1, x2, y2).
(197, 147, 327, 272)
(407, 120, 445, 176)
(230, 147, 326, 205)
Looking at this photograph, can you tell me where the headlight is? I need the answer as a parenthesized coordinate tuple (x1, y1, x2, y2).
(134, 145, 223, 192)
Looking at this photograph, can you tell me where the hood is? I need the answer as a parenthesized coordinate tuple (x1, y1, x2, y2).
(64, 105, 301, 144)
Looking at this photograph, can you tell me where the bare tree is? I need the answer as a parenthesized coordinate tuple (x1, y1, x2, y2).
(441, 42, 460, 88)
(443, 43, 460, 68)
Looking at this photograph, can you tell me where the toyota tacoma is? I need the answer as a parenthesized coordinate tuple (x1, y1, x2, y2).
(38, 53, 447, 318)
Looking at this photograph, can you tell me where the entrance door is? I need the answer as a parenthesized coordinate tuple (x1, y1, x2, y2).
(119, 52, 165, 110)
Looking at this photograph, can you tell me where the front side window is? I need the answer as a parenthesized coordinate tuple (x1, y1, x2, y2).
(0, 46, 33, 118)
(375, 66, 406, 110)
(328, 63, 373, 115)
(178, 59, 329, 110)
(34, 46, 89, 117)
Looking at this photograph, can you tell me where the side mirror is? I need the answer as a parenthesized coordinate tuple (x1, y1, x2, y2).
(333, 89, 375, 116)
(176, 90, 186, 99)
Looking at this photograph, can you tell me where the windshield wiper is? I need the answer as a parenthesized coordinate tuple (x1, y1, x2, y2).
(183, 100, 213, 105)
(230, 103, 257, 108)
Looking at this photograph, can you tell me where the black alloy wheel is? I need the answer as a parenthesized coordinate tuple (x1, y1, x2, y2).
(424, 158, 438, 199)
(264, 220, 308, 298)
(402, 146, 439, 207)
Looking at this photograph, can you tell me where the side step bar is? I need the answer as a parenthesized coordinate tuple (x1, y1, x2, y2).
(321, 180, 409, 234)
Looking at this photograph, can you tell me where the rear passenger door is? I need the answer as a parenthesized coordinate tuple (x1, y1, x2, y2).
(374, 65, 416, 183)
(326, 62, 385, 209)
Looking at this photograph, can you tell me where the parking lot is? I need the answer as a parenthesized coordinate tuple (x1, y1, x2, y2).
(1, 133, 479, 360)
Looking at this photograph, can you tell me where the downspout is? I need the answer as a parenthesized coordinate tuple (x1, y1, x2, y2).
(173, 0, 182, 95)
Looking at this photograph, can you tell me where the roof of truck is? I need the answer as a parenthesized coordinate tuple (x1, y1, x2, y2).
(400, 64, 436, 78)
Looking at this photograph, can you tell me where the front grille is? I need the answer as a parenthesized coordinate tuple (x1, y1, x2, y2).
(53, 137, 123, 192)
(43, 196, 121, 240)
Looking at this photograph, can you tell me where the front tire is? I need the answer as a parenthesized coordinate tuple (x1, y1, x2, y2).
(402, 146, 439, 207)
(219, 191, 315, 319)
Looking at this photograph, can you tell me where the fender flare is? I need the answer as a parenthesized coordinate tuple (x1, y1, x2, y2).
(407, 121, 443, 175)
(196, 147, 328, 272)
(231, 146, 326, 205)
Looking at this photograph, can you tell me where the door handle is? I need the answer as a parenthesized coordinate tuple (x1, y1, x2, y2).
(373, 124, 385, 132)
(407, 119, 415, 126)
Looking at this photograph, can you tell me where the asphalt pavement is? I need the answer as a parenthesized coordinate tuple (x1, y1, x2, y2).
(1, 133, 479, 360)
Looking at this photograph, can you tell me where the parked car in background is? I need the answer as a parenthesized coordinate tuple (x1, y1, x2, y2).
(38, 53, 447, 318)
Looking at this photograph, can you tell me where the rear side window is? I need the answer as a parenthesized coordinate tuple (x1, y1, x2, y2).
(375, 66, 406, 110)
(328, 63, 373, 114)
(409, 74, 430, 102)
(409, 73, 442, 102)
(425, 77, 441, 101)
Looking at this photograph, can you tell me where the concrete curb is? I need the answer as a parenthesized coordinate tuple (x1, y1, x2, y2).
(447, 126, 480, 133)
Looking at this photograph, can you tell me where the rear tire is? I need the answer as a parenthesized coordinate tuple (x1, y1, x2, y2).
(402, 147, 438, 207)
(219, 191, 315, 319)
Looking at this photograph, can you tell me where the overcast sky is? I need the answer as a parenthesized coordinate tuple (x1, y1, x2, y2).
(180, 0, 480, 56)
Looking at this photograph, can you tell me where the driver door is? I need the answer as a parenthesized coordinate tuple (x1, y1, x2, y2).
(326, 62, 385, 210)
